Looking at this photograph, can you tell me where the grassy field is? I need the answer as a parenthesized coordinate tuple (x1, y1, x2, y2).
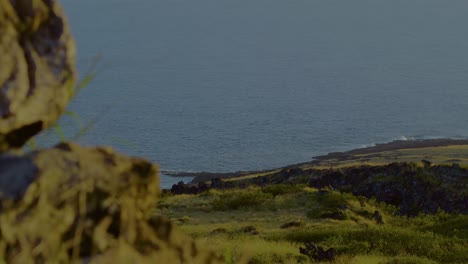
(156, 185, 467, 263)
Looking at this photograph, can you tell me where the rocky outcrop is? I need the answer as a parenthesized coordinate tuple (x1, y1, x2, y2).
(299, 242, 336, 262)
(0, 1, 224, 263)
(171, 181, 211, 195)
(0, 0, 76, 151)
(171, 162, 468, 216)
(0, 143, 223, 263)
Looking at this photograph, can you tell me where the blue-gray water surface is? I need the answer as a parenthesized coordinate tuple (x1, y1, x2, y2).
(48, 0, 468, 188)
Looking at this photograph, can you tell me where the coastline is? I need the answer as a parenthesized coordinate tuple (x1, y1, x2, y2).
(311, 138, 468, 160)
(163, 138, 468, 185)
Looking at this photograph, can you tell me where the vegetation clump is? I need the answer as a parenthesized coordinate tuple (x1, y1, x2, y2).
(212, 187, 272, 210)
(160, 185, 468, 263)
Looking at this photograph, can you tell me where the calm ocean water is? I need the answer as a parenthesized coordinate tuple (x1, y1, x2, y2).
(46, 0, 468, 188)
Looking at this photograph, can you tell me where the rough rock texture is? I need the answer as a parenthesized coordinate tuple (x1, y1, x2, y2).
(299, 242, 336, 262)
(0, 0, 76, 151)
(0, 2, 226, 262)
(0, 143, 223, 263)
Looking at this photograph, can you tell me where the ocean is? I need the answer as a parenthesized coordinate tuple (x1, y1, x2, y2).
(46, 0, 468, 188)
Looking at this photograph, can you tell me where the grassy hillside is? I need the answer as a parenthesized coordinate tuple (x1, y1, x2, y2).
(166, 140, 468, 184)
(228, 144, 468, 182)
(163, 141, 468, 263)
(156, 186, 467, 263)
(304, 145, 468, 170)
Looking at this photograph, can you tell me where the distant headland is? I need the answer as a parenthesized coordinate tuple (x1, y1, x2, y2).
(163, 138, 468, 184)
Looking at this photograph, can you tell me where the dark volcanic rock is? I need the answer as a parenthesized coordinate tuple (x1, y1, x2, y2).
(210, 228, 228, 235)
(240, 225, 259, 235)
(171, 181, 211, 195)
(177, 162, 468, 216)
(0, 154, 38, 201)
(300, 242, 336, 262)
(373, 210, 384, 224)
(170, 177, 236, 195)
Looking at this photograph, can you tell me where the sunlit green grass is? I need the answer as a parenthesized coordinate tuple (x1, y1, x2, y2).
(156, 186, 467, 263)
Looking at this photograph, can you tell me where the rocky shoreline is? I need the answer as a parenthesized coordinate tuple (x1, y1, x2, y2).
(169, 162, 468, 216)
(164, 138, 468, 184)
(167, 138, 468, 216)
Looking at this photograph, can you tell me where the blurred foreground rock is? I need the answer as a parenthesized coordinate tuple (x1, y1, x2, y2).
(0, 0, 76, 151)
(0, 143, 222, 263)
(0, 1, 223, 262)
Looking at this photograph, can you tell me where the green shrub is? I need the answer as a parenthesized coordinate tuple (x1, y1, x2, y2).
(278, 229, 340, 243)
(261, 184, 306, 197)
(306, 192, 353, 220)
(212, 188, 273, 210)
(411, 214, 468, 238)
(326, 226, 467, 263)
(356, 209, 375, 220)
(277, 224, 467, 263)
(177, 216, 190, 224)
(248, 253, 303, 264)
(306, 209, 321, 219)
(199, 188, 223, 197)
(319, 192, 352, 208)
(380, 255, 438, 264)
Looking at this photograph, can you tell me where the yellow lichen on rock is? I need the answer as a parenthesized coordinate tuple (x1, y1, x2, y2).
(0, 143, 223, 263)
(0, 0, 76, 151)
(0, 1, 226, 262)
